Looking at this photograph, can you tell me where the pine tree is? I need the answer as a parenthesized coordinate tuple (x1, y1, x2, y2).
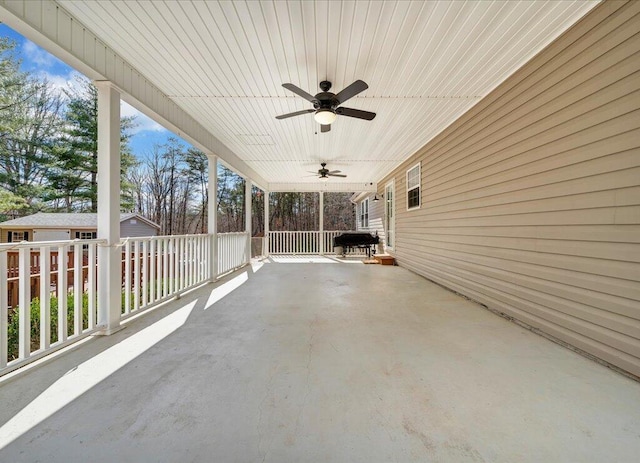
(55, 76, 136, 212)
(0, 39, 63, 210)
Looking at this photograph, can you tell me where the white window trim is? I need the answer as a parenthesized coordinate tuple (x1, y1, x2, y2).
(406, 162, 421, 211)
(360, 198, 369, 229)
(385, 180, 395, 251)
(11, 231, 26, 242)
(78, 231, 97, 240)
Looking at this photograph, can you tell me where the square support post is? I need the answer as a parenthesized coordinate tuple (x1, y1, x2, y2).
(319, 191, 324, 255)
(95, 81, 122, 334)
(207, 155, 218, 280)
(245, 179, 252, 263)
(264, 191, 269, 257)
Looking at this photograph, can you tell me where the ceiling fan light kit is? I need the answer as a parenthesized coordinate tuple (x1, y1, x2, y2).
(314, 109, 337, 125)
(276, 80, 376, 132)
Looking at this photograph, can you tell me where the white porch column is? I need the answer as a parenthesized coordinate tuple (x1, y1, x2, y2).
(264, 191, 269, 257)
(319, 191, 324, 255)
(207, 155, 218, 280)
(95, 81, 122, 334)
(245, 179, 252, 263)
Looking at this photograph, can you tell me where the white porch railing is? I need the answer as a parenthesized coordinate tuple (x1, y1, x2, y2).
(268, 231, 322, 254)
(121, 234, 211, 319)
(218, 232, 249, 275)
(0, 232, 256, 377)
(267, 231, 370, 256)
(0, 239, 103, 375)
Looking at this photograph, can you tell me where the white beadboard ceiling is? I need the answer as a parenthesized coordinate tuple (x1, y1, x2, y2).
(59, 0, 597, 190)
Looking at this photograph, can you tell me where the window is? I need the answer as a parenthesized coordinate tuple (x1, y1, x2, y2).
(8, 231, 28, 242)
(76, 232, 97, 249)
(360, 198, 369, 229)
(76, 231, 97, 240)
(385, 181, 394, 249)
(407, 163, 421, 210)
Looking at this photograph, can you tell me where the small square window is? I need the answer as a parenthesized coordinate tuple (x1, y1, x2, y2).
(78, 232, 97, 240)
(11, 231, 26, 242)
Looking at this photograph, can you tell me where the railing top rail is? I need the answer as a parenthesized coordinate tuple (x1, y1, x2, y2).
(0, 238, 108, 252)
(217, 232, 249, 236)
(267, 230, 355, 233)
(120, 232, 213, 243)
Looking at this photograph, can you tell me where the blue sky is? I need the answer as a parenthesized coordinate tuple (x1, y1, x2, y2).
(0, 23, 181, 158)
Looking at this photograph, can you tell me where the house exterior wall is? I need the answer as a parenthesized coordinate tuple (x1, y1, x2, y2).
(0, 221, 158, 242)
(379, 1, 640, 377)
(1, 228, 33, 242)
(70, 229, 96, 239)
(119, 218, 158, 238)
(355, 195, 386, 242)
(1, 228, 97, 242)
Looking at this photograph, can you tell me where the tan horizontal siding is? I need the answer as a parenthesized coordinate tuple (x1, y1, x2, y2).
(405, 224, 640, 243)
(401, 243, 640, 307)
(402, 247, 640, 328)
(380, 1, 640, 377)
(402, 259, 640, 377)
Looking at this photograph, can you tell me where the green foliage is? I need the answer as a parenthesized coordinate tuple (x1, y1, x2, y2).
(0, 37, 22, 122)
(47, 76, 137, 212)
(1, 43, 137, 214)
(0, 187, 28, 220)
(0, 43, 63, 212)
(6, 292, 90, 362)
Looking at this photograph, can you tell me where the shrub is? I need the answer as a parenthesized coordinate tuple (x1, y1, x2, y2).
(6, 293, 89, 362)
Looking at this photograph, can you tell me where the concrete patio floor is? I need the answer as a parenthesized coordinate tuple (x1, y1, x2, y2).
(1, 258, 639, 462)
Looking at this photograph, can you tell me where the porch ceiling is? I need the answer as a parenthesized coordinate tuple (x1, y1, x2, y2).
(58, 0, 596, 189)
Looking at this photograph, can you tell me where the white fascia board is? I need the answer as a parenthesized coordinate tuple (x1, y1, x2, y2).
(0, 0, 267, 189)
(350, 192, 370, 204)
(268, 182, 377, 193)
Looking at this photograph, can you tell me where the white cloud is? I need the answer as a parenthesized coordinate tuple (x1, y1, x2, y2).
(31, 71, 168, 136)
(22, 40, 59, 68)
(17, 38, 168, 140)
(121, 101, 168, 134)
(36, 69, 86, 96)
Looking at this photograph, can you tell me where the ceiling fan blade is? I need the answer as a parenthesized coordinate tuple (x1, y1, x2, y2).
(275, 109, 314, 120)
(334, 80, 368, 105)
(320, 124, 331, 133)
(282, 83, 316, 103)
(327, 173, 347, 177)
(336, 107, 376, 120)
(327, 170, 341, 174)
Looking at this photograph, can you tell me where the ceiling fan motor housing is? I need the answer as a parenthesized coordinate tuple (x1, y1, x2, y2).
(314, 97, 338, 110)
(319, 81, 332, 92)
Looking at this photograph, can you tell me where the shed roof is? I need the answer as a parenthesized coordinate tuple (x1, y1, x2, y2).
(0, 213, 160, 230)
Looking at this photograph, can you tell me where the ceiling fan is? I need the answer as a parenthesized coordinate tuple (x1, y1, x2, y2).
(276, 80, 376, 132)
(308, 162, 347, 181)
